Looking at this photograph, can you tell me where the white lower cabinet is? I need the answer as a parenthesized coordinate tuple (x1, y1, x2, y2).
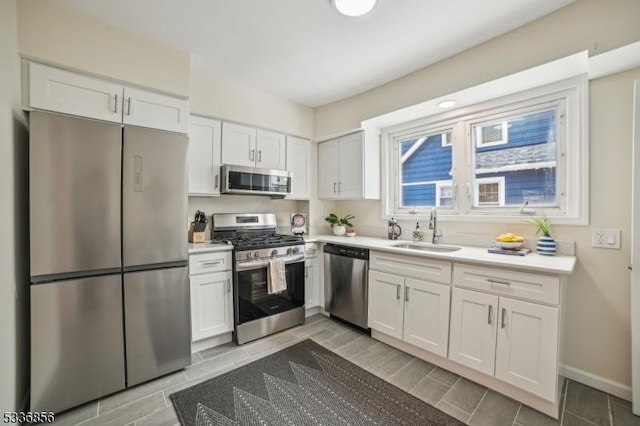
(449, 268, 560, 402)
(189, 250, 233, 342)
(368, 269, 451, 357)
(190, 270, 233, 341)
(368, 252, 567, 415)
(304, 243, 321, 310)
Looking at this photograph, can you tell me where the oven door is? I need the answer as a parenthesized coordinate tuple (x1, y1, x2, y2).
(234, 256, 305, 326)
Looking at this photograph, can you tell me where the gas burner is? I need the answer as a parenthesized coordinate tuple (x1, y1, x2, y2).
(222, 233, 304, 251)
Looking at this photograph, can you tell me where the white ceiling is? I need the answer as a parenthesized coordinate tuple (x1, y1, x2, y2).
(57, 0, 575, 107)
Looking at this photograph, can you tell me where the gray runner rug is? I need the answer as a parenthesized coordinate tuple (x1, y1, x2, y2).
(170, 339, 464, 425)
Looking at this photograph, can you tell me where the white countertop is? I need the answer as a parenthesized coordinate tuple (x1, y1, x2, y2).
(188, 241, 232, 254)
(304, 234, 576, 275)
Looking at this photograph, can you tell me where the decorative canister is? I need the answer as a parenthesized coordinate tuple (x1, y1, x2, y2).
(536, 235, 557, 255)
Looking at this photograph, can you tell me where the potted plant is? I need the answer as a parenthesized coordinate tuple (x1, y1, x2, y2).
(324, 213, 355, 236)
(531, 211, 556, 255)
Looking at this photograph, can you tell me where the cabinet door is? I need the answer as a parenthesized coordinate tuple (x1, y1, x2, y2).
(449, 288, 498, 376)
(122, 87, 189, 133)
(256, 129, 286, 169)
(304, 257, 320, 309)
(190, 271, 233, 341)
(404, 279, 451, 357)
(189, 116, 222, 196)
(29, 62, 122, 123)
(286, 136, 312, 200)
(318, 139, 339, 199)
(337, 132, 364, 199)
(221, 122, 257, 167)
(495, 297, 559, 402)
(368, 270, 404, 339)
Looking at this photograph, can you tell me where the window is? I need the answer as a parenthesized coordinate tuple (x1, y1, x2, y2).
(475, 177, 504, 206)
(383, 76, 588, 224)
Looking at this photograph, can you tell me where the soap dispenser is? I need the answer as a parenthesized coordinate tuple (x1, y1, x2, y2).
(413, 222, 422, 242)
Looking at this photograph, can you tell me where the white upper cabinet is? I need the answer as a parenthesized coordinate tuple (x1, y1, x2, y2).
(121, 87, 189, 133)
(256, 129, 286, 169)
(27, 62, 189, 133)
(317, 130, 380, 200)
(221, 122, 286, 169)
(188, 115, 222, 197)
(285, 136, 312, 200)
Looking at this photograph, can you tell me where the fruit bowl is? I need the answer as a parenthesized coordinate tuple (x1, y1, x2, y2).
(495, 241, 523, 249)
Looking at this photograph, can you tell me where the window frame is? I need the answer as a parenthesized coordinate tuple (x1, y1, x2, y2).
(475, 176, 505, 207)
(381, 75, 588, 225)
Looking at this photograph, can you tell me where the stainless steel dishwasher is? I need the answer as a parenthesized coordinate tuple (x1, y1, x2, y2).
(324, 244, 370, 330)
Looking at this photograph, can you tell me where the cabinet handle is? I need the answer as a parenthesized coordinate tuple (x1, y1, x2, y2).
(305, 266, 308, 278)
(126, 97, 132, 116)
(333, 182, 337, 193)
(249, 149, 255, 161)
(214, 174, 219, 190)
(501, 308, 506, 329)
(338, 182, 342, 193)
(226, 278, 231, 293)
(405, 286, 409, 302)
(488, 278, 511, 287)
(488, 305, 493, 324)
(257, 150, 262, 163)
(114, 93, 119, 113)
(202, 260, 222, 267)
(396, 284, 401, 300)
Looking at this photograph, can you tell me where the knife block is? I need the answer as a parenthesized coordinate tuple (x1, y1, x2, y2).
(188, 222, 206, 243)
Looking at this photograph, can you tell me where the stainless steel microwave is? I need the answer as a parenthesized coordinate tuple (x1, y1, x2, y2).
(221, 164, 291, 197)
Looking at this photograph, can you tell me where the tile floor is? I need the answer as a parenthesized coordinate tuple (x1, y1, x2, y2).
(51, 315, 640, 425)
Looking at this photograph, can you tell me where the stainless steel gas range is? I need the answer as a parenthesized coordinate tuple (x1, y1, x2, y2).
(212, 213, 305, 344)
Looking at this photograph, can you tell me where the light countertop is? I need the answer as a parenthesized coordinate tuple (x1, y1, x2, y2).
(304, 234, 576, 275)
(188, 241, 232, 254)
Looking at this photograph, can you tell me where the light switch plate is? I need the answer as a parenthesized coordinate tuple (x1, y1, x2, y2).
(592, 229, 621, 249)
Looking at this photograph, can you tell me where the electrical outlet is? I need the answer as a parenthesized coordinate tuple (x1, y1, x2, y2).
(592, 229, 621, 249)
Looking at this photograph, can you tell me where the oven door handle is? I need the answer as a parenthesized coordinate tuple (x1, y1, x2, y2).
(235, 254, 305, 271)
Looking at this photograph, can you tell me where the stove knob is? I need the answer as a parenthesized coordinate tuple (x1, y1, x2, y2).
(271, 249, 278, 257)
(286, 248, 293, 255)
(292, 247, 299, 254)
(246, 252, 253, 259)
(254, 251, 260, 258)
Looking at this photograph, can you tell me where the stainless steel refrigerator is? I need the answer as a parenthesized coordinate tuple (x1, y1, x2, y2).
(29, 111, 191, 413)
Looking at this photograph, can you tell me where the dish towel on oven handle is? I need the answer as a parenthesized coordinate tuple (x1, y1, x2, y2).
(267, 258, 287, 294)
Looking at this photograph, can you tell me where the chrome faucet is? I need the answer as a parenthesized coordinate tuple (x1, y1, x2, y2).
(429, 208, 443, 244)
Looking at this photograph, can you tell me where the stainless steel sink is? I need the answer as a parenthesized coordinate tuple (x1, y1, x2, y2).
(391, 242, 462, 252)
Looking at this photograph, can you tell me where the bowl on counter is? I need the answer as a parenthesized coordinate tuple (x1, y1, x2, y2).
(495, 241, 524, 249)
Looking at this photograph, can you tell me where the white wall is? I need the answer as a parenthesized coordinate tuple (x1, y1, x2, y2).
(190, 70, 314, 139)
(315, 0, 640, 393)
(0, 0, 29, 414)
(17, 0, 191, 97)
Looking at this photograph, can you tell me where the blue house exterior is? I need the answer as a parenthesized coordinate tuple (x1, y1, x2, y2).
(401, 110, 556, 207)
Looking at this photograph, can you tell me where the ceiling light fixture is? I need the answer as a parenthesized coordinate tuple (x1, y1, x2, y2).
(438, 100, 456, 108)
(332, 0, 377, 17)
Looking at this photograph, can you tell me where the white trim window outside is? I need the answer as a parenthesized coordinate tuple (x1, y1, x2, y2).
(383, 75, 588, 224)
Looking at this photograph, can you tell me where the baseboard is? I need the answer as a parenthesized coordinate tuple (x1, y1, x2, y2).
(191, 332, 233, 353)
(305, 306, 321, 317)
(561, 364, 632, 401)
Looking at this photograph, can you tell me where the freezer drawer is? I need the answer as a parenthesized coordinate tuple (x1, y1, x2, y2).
(124, 267, 191, 386)
(30, 275, 125, 412)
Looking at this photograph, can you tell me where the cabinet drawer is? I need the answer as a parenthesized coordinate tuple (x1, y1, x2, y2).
(370, 250, 451, 284)
(189, 251, 232, 275)
(453, 264, 560, 305)
(305, 243, 319, 258)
